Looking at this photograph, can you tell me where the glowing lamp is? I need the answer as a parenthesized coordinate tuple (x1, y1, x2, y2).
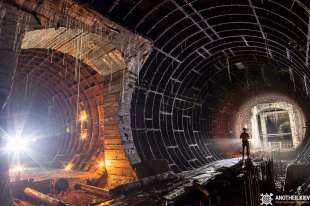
(66, 127, 71, 133)
(64, 163, 73, 171)
(79, 111, 87, 122)
(98, 161, 104, 168)
(80, 132, 87, 140)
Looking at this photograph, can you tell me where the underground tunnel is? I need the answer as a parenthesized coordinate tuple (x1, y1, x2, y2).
(1, 0, 310, 205)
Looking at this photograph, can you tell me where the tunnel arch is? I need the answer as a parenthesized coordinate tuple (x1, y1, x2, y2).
(9, 48, 106, 174)
(129, 61, 310, 172)
(76, 0, 310, 173)
(21, 28, 127, 76)
(2, 0, 152, 188)
(5, 0, 310, 187)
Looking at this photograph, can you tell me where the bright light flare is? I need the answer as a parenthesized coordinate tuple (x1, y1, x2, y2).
(5, 138, 28, 154)
(10, 164, 24, 173)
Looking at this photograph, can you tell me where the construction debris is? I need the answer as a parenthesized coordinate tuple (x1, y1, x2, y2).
(24, 187, 68, 206)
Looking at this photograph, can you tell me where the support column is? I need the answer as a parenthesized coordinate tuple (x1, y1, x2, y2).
(0, 2, 24, 205)
(103, 71, 136, 188)
(250, 106, 261, 147)
(260, 114, 268, 147)
(287, 104, 298, 147)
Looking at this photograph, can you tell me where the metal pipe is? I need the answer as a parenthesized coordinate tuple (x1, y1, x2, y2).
(24, 187, 67, 206)
(75, 183, 112, 199)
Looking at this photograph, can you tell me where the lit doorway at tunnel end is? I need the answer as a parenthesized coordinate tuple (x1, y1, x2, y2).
(233, 93, 307, 159)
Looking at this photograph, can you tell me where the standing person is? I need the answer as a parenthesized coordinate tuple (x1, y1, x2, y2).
(240, 128, 251, 159)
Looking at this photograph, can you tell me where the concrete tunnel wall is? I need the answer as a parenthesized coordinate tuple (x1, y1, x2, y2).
(128, 72, 310, 173)
(4, 0, 310, 192)
(0, 0, 150, 189)
(82, 0, 310, 175)
(11, 47, 310, 188)
(11, 48, 138, 188)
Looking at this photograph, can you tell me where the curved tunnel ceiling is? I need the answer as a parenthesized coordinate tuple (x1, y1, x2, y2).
(22, 28, 127, 76)
(72, 0, 310, 172)
(9, 48, 105, 173)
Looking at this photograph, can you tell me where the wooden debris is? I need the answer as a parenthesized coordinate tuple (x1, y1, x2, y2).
(24, 187, 67, 206)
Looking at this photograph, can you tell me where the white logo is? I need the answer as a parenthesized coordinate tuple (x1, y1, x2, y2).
(260, 193, 273, 205)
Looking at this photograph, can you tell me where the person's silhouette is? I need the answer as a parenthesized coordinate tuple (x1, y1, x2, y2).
(240, 128, 251, 159)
